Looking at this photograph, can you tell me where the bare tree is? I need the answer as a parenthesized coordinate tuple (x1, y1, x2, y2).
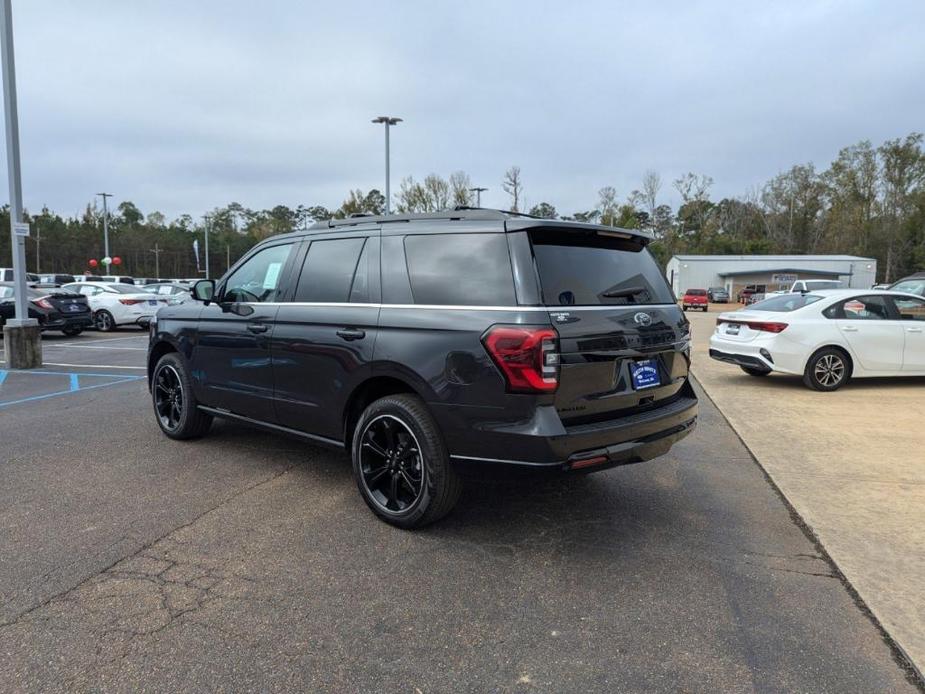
(449, 171, 473, 207)
(502, 166, 523, 212)
(598, 186, 618, 226)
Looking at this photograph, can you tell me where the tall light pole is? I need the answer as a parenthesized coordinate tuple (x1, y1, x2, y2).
(202, 214, 210, 280)
(97, 192, 112, 262)
(371, 116, 401, 215)
(469, 187, 487, 208)
(1, 0, 40, 367)
(149, 243, 162, 278)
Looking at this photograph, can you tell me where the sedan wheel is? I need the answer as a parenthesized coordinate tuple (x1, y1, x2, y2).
(804, 348, 850, 391)
(94, 310, 115, 332)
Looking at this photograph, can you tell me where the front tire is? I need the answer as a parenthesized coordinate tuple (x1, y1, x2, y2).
(740, 366, 769, 377)
(94, 310, 116, 332)
(62, 327, 82, 337)
(352, 394, 461, 529)
(152, 352, 213, 439)
(803, 348, 850, 391)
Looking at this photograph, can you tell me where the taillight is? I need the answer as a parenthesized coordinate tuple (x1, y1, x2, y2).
(482, 325, 559, 393)
(119, 298, 144, 305)
(717, 318, 788, 333)
(32, 298, 54, 309)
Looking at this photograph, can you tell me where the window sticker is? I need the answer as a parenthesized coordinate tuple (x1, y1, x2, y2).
(263, 262, 283, 290)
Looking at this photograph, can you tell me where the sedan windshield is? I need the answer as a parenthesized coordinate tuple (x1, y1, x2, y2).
(748, 294, 823, 312)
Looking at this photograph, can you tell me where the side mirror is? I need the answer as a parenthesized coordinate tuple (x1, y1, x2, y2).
(193, 279, 216, 304)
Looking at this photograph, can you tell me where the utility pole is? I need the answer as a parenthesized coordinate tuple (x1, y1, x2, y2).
(371, 116, 402, 215)
(34, 220, 39, 272)
(149, 242, 162, 278)
(469, 187, 487, 208)
(226, 244, 230, 273)
(1, 0, 40, 367)
(97, 192, 112, 263)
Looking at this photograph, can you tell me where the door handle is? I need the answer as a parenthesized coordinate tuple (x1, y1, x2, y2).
(841, 326, 858, 332)
(247, 323, 269, 334)
(336, 328, 366, 341)
(908, 327, 923, 333)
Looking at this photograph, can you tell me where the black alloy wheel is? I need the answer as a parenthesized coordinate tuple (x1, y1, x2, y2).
(352, 394, 461, 528)
(154, 363, 184, 432)
(359, 415, 425, 514)
(151, 352, 213, 439)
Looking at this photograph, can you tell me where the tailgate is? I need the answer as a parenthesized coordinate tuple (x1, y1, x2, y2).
(550, 305, 690, 423)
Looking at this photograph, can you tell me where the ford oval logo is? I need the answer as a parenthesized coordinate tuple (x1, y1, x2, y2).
(634, 312, 652, 327)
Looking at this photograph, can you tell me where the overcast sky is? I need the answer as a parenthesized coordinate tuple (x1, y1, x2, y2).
(4, 0, 924, 220)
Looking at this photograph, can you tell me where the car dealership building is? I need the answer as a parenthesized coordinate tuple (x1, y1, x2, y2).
(665, 254, 878, 299)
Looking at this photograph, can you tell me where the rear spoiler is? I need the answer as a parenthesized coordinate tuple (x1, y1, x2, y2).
(504, 219, 654, 246)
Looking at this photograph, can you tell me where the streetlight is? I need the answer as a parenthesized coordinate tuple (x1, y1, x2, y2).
(97, 192, 112, 264)
(371, 116, 402, 215)
(1, 0, 41, 368)
(469, 187, 487, 208)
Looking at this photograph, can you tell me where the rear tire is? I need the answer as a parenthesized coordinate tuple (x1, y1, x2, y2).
(62, 327, 82, 337)
(152, 352, 213, 439)
(94, 310, 116, 332)
(803, 347, 850, 392)
(352, 394, 461, 529)
(740, 366, 769, 377)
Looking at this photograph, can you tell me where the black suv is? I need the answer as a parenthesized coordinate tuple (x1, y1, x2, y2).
(147, 209, 697, 527)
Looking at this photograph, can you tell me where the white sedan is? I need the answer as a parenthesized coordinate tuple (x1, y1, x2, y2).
(62, 281, 168, 332)
(709, 289, 925, 391)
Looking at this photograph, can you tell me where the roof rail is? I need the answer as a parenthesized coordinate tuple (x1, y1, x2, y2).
(311, 207, 528, 229)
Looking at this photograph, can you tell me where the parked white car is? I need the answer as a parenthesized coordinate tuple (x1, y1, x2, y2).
(709, 289, 925, 390)
(62, 281, 167, 331)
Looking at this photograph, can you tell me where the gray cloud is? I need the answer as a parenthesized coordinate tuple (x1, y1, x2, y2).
(4, 0, 924, 219)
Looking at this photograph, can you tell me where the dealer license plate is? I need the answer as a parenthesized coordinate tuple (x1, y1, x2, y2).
(631, 359, 660, 390)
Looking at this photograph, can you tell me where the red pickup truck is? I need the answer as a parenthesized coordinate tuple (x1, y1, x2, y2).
(682, 288, 709, 312)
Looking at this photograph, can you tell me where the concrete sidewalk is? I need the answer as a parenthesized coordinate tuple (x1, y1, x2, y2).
(686, 308, 925, 676)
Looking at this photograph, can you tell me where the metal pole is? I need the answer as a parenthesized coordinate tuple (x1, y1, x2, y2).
(34, 220, 38, 272)
(384, 122, 390, 215)
(469, 187, 487, 208)
(203, 215, 210, 280)
(1, 0, 32, 327)
(97, 192, 112, 261)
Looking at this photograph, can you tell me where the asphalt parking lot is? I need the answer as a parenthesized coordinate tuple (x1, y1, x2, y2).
(0, 332, 921, 692)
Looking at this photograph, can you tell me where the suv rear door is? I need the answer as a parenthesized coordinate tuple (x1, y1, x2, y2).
(523, 226, 691, 425)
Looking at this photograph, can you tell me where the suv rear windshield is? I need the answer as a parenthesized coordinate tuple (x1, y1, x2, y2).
(749, 294, 823, 312)
(529, 229, 674, 306)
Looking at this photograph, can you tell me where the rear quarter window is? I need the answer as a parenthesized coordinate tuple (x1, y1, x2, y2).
(404, 233, 516, 306)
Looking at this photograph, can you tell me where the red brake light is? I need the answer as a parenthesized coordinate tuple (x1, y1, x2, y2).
(716, 318, 788, 333)
(118, 298, 144, 305)
(32, 298, 54, 309)
(482, 326, 559, 393)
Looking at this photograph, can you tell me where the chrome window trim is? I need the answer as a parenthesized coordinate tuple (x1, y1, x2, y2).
(254, 302, 677, 311)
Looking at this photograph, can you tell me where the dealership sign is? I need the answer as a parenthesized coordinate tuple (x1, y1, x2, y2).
(771, 273, 798, 283)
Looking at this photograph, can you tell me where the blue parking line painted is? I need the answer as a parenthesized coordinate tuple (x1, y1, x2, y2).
(0, 369, 140, 380)
(0, 375, 145, 409)
(0, 370, 7, 387)
(70, 373, 80, 391)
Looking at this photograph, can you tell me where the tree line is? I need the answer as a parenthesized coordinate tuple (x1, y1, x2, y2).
(1, 132, 922, 282)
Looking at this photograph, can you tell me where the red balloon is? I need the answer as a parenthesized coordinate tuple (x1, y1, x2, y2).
(112, 256, 122, 266)
(88, 259, 99, 267)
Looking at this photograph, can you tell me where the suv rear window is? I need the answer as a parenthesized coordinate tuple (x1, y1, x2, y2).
(295, 237, 367, 303)
(404, 233, 516, 306)
(529, 229, 674, 306)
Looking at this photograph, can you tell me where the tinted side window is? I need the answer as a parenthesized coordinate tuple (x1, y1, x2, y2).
(893, 297, 925, 321)
(294, 237, 366, 303)
(404, 233, 516, 306)
(223, 243, 292, 303)
(835, 295, 891, 320)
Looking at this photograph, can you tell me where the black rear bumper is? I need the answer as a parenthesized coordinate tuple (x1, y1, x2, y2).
(41, 315, 92, 331)
(442, 382, 698, 472)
